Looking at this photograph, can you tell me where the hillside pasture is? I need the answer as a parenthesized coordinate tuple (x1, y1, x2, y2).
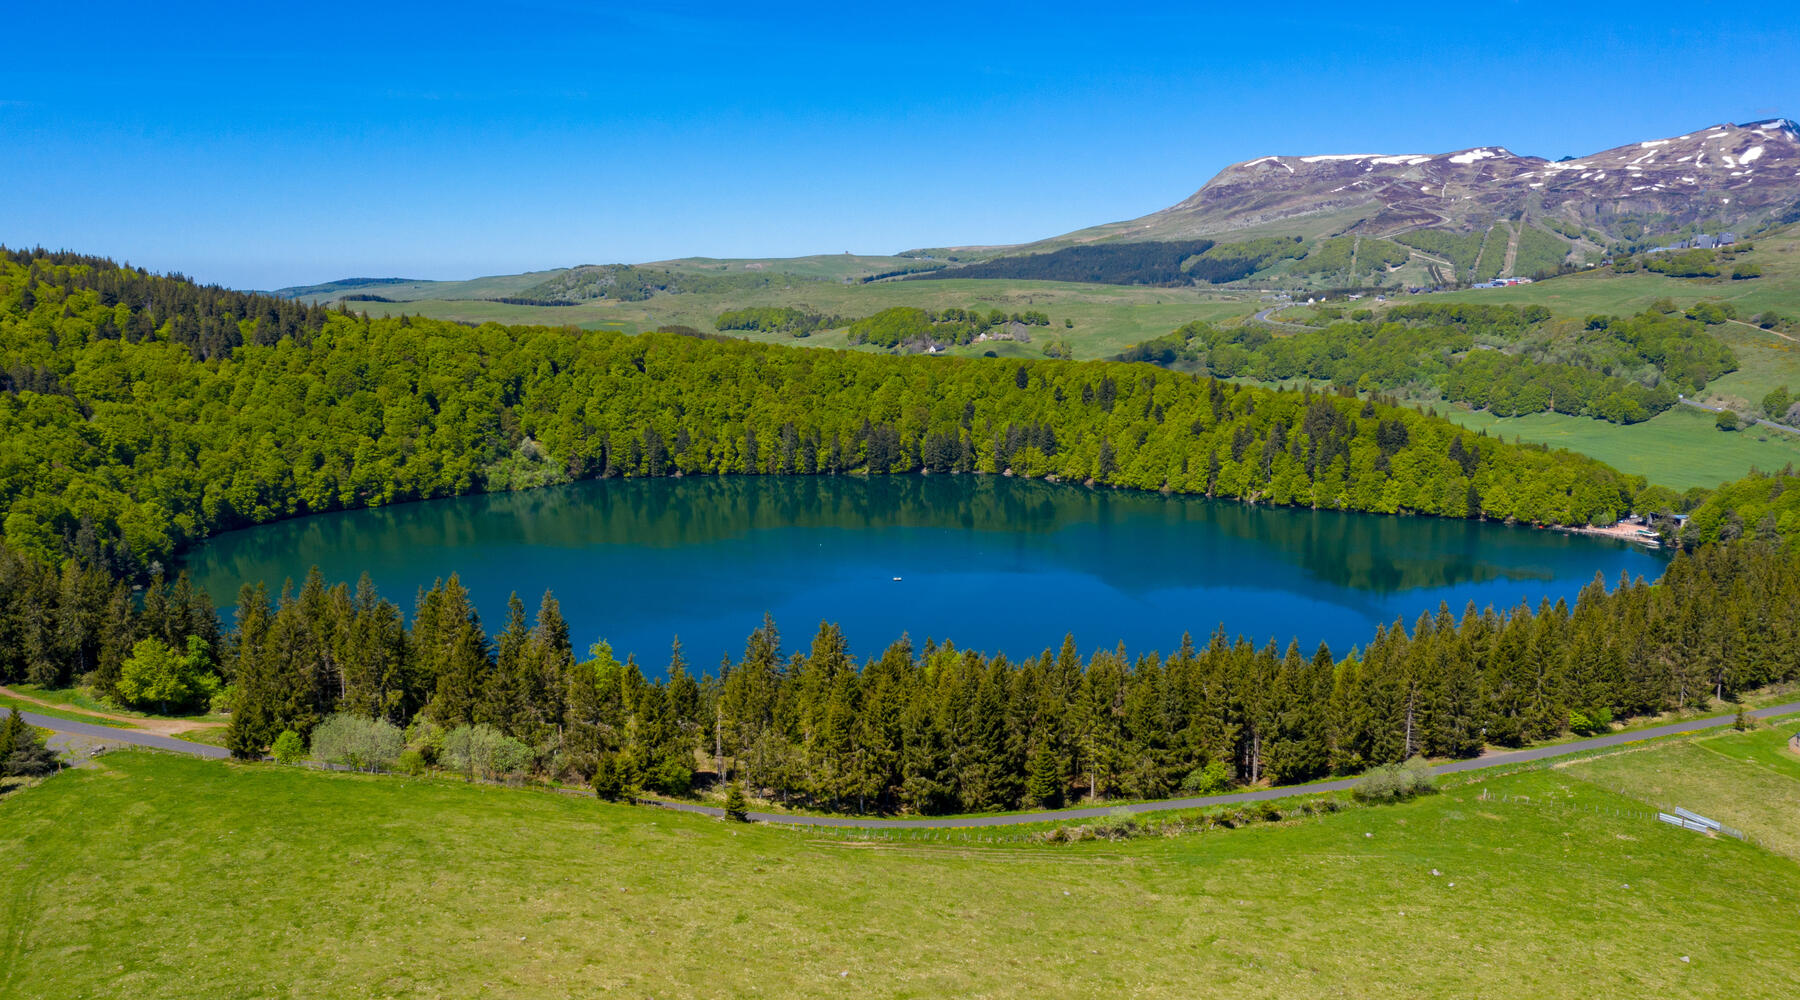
(2, 750, 1797, 998)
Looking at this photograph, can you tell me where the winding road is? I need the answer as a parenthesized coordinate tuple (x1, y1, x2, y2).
(21, 701, 1797, 828)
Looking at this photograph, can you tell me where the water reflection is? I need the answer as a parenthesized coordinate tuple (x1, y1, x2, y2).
(183, 475, 1664, 672)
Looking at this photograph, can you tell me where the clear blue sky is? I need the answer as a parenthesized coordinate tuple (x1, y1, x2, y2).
(4, 1, 1796, 289)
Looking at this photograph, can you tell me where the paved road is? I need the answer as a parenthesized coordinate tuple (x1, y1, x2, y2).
(18, 710, 230, 759)
(23, 702, 1798, 828)
(643, 700, 1800, 828)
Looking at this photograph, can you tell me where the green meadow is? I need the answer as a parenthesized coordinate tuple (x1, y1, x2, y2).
(4, 740, 1798, 999)
(1447, 404, 1800, 492)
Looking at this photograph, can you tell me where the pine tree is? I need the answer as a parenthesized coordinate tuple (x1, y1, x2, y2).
(2, 707, 58, 777)
(723, 781, 749, 821)
(1025, 734, 1064, 808)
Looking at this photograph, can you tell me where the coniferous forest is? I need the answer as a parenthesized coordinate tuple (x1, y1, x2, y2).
(3, 247, 1798, 814)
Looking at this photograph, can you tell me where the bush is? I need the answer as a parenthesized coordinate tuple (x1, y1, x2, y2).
(1716, 410, 1741, 432)
(1352, 757, 1437, 802)
(1568, 706, 1614, 736)
(442, 724, 532, 782)
(270, 730, 306, 765)
(309, 713, 404, 772)
(1180, 760, 1235, 795)
(1762, 386, 1791, 420)
(396, 748, 427, 776)
(208, 684, 236, 716)
(1731, 263, 1762, 280)
(403, 718, 447, 767)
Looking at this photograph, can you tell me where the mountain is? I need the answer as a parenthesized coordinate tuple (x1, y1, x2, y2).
(281, 118, 1800, 299)
(925, 118, 1800, 287)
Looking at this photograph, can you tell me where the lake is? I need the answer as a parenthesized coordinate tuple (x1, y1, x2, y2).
(183, 475, 1664, 674)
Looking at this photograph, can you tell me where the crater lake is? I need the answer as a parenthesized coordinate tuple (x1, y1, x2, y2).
(182, 475, 1664, 674)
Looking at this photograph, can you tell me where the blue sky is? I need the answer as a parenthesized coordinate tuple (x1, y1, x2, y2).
(4, 1, 1796, 289)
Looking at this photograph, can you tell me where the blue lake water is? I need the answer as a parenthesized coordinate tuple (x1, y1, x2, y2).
(182, 475, 1664, 674)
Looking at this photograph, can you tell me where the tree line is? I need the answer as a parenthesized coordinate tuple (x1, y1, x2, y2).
(714, 306, 847, 337)
(5, 533, 1796, 814)
(846, 306, 1050, 350)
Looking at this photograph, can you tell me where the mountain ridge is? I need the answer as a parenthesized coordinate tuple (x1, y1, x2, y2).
(1012, 118, 1799, 257)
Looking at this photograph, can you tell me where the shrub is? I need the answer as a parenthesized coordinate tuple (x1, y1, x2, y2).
(270, 730, 306, 765)
(1568, 706, 1613, 736)
(1716, 410, 1741, 432)
(1180, 760, 1235, 795)
(1731, 263, 1762, 280)
(442, 724, 532, 782)
(403, 718, 447, 767)
(1685, 301, 1737, 325)
(1762, 386, 1791, 420)
(208, 684, 236, 716)
(309, 713, 404, 772)
(396, 748, 427, 776)
(1352, 757, 1437, 802)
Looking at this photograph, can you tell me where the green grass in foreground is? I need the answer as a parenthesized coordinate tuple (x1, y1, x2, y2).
(3, 750, 1797, 998)
(1447, 403, 1800, 492)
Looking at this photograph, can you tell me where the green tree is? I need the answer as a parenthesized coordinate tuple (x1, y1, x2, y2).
(1025, 736, 1064, 808)
(723, 781, 749, 821)
(270, 730, 306, 764)
(116, 636, 218, 715)
(2, 707, 58, 777)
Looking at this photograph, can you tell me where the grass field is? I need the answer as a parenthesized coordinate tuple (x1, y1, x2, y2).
(1561, 716, 1800, 859)
(1433, 226, 1800, 319)
(342, 277, 1254, 360)
(1446, 404, 1800, 491)
(3, 747, 1797, 998)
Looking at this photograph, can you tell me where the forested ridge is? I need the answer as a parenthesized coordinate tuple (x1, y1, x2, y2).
(2, 251, 1642, 577)
(2, 248, 1796, 815)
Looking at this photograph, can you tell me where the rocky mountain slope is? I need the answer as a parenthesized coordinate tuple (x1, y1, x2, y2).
(946, 118, 1800, 286)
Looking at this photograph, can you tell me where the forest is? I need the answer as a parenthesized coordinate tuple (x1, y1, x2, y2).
(713, 306, 848, 337)
(2, 248, 1795, 815)
(845, 306, 1050, 349)
(910, 240, 1221, 286)
(0, 251, 1659, 580)
(1116, 302, 1737, 424)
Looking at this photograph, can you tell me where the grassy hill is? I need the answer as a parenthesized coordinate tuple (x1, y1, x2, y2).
(4, 733, 1798, 998)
